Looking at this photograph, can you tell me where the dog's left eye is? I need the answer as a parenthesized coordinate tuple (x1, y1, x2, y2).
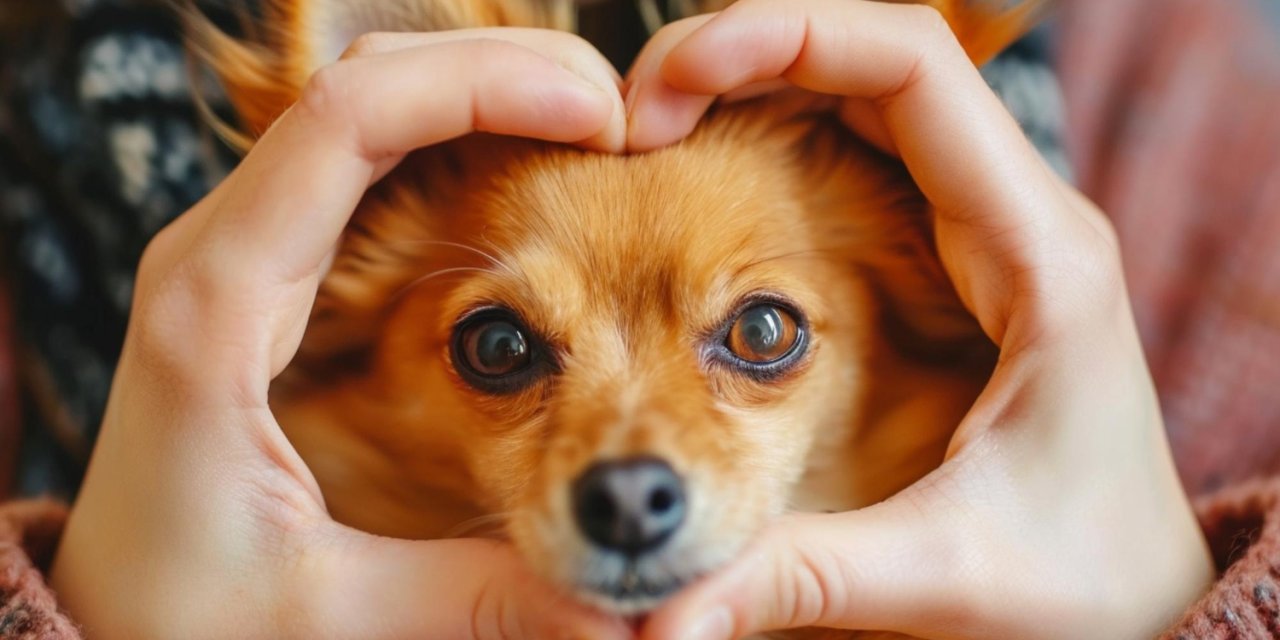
(726, 304, 802, 364)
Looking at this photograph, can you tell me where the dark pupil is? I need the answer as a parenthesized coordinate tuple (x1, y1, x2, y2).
(472, 322, 529, 375)
(741, 306, 783, 353)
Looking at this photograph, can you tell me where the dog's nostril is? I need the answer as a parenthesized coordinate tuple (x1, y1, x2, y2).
(582, 489, 617, 520)
(571, 457, 686, 556)
(649, 487, 674, 514)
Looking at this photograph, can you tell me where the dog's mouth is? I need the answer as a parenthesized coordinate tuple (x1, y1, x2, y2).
(577, 561, 692, 613)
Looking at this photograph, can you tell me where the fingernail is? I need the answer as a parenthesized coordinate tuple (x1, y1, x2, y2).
(681, 608, 733, 640)
(624, 81, 641, 119)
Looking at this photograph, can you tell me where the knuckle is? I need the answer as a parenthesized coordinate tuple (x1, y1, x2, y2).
(130, 244, 236, 352)
(133, 255, 202, 330)
(554, 30, 596, 53)
(651, 17, 694, 44)
(1020, 247, 1127, 341)
(298, 61, 355, 123)
(463, 37, 532, 64)
(341, 31, 393, 59)
(906, 3, 962, 68)
(650, 13, 711, 51)
(1091, 211, 1122, 253)
(877, 3, 958, 99)
(905, 2, 952, 41)
(126, 276, 202, 381)
(134, 224, 179, 295)
(735, 0, 772, 13)
(1065, 224, 1126, 301)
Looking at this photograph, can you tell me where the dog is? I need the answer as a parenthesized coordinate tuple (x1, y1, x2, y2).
(185, 0, 1038, 631)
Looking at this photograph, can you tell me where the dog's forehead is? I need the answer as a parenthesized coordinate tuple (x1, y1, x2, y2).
(472, 143, 819, 332)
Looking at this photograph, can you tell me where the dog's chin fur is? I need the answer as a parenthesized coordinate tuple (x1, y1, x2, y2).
(188, 0, 1039, 629)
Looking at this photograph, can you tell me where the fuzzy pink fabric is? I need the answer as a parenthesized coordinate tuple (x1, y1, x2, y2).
(1058, 0, 1280, 496)
(0, 500, 77, 639)
(1162, 479, 1280, 638)
(1058, 0, 1280, 635)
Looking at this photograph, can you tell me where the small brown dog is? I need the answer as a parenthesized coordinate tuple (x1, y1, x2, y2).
(187, 0, 1036, 621)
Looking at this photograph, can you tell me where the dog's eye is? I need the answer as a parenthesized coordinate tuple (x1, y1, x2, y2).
(460, 319, 531, 377)
(452, 309, 552, 394)
(726, 304, 801, 364)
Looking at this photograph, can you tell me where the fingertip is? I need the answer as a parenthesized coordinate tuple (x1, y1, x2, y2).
(625, 81, 714, 152)
(839, 98, 899, 156)
(537, 590, 637, 640)
(658, 29, 729, 94)
(575, 85, 628, 153)
(682, 608, 734, 640)
(553, 59, 628, 153)
(658, 3, 797, 96)
(503, 71, 618, 143)
(545, 608, 635, 640)
(640, 546, 760, 640)
(575, 612, 636, 640)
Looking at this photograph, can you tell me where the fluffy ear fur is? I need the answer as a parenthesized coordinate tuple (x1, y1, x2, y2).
(691, 0, 1045, 65)
(180, 0, 570, 144)
(893, 0, 1047, 64)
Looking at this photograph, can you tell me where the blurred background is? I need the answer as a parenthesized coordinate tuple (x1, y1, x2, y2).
(0, 0, 1278, 508)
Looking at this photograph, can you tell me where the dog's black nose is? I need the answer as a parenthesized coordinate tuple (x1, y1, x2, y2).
(572, 457, 686, 556)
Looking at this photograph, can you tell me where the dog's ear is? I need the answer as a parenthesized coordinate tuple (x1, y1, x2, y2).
(909, 0, 1047, 64)
(182, 0, 568, 146)
(694, 0, 1045, 65)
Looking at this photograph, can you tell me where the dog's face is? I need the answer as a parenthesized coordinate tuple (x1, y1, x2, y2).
(284, 113, 941, 610)
(190, 0, 1033, 612)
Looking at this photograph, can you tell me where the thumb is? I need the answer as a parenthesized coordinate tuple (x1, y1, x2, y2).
(305, 530, 634, 640)
(641, 498, 969, 640)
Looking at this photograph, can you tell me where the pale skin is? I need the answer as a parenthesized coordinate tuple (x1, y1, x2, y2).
(50, 2, 1214, 639)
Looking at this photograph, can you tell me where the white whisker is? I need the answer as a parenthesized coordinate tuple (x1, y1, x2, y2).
(390, 266, 493, 302)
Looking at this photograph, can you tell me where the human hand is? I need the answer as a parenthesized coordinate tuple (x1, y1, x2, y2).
(49, 30, 632, 639)
(624, 1, 1214, 638)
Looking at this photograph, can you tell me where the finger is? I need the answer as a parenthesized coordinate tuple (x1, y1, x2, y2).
(340, 29, 626, 152)
(642, 0, 1094, 342)
(624, 15, 715, 152)
(718, 78, 791, 103)
(837, 97, 896, 156)
(641, 498, 973, 640)
(206, 38, 611, 276)
(310, 532, 633, 640)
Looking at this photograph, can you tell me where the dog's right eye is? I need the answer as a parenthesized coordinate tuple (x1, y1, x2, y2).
(452, 311, 543, 392)
(462, 320, 530, 375)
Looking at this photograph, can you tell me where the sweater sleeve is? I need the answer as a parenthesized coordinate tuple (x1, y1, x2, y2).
(1163, 477, 1280, 639)
(0, 499, 79, 639)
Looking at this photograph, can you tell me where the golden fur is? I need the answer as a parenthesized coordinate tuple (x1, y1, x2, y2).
(185, 0, 1039, 632)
